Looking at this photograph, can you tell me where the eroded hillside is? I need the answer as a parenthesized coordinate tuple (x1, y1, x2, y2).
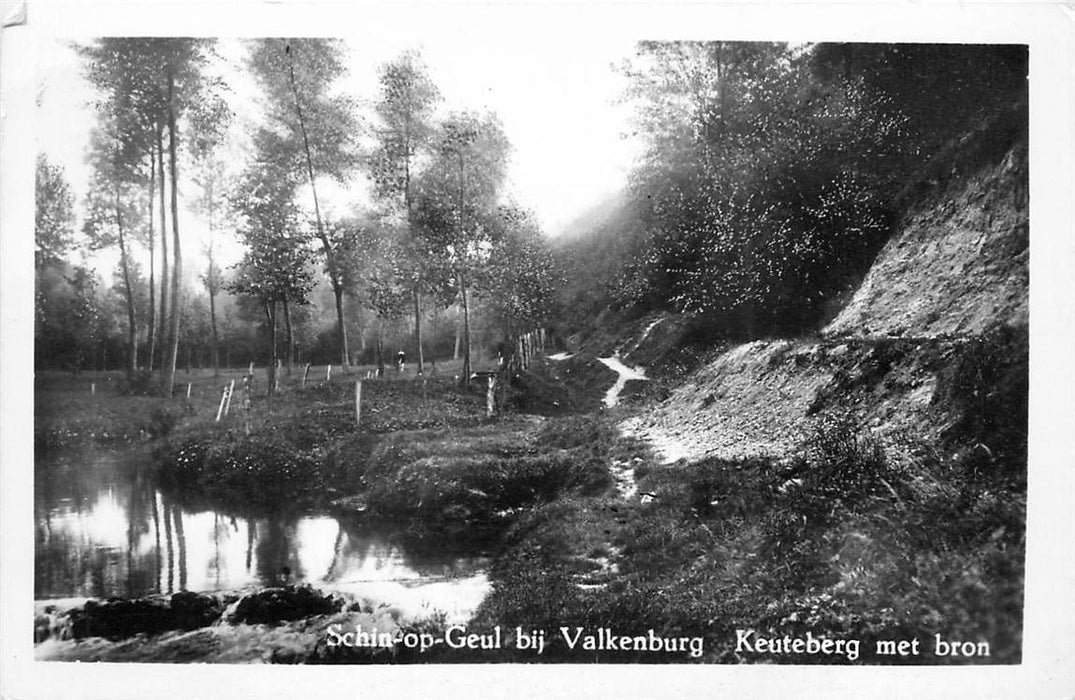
(620, 131, 1028, 467)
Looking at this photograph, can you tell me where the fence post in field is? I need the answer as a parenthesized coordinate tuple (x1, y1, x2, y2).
(354, 379, 362, 428)
(215, 384, 228, 422)
(186, 382, 192, 399)
(242, 374, 252, 436)
(223, 379, 235, 416)
(326, 364, 332, 383)
(302, 363, 311, 389)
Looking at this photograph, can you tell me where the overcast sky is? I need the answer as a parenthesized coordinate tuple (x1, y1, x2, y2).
(35, 32, 643, 278)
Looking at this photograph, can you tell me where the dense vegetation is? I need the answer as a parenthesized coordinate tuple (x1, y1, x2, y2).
(556, 43, 1027, 339)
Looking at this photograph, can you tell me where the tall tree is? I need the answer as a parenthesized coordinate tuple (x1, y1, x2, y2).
(188, 72, 232, 376)
(414, 111, 510, 385)
(483, 205, 559, 342)
(34, 154, 76, 270)
(159, 38, 224, 394)
(80, 38, 163, 371)
(370, 50, 441, 376)
(229, 133, 315, 393)
(78, 37, 223, 392)
(83, 126, 147, 376)
(191, 157, 230, 376)
(35, 154, 78, 369)
(247, 38, 359, 370)
(356, 221, 411, 377)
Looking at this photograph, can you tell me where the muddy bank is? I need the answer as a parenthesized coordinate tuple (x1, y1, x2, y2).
(622, 328, 1027, 466)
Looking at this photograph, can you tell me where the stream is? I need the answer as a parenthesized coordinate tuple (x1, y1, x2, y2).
(34, 446, 490, 627)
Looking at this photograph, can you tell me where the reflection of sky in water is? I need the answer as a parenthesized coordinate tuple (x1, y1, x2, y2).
(36, 449, 489, 621)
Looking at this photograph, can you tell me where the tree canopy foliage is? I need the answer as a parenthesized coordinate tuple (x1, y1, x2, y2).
(559, 42, 1028, 339)
(35, 155, 76, 269)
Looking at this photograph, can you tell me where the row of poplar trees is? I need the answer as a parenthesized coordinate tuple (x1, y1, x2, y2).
(75, 38, 556, 392)
(78, 39, 227, 395)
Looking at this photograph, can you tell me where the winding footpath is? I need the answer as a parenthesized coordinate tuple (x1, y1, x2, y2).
(596, 356, 647, 408)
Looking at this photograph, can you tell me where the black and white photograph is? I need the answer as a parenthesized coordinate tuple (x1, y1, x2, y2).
(2, 1, 1073, 698)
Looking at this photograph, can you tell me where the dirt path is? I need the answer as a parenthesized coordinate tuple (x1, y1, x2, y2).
(596, 356, 647, 408)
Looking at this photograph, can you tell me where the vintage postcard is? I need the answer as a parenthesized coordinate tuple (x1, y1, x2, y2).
(2, 0, 1073, 698)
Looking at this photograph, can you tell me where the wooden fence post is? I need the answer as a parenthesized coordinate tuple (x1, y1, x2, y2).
(242, 375, 252, 436)
(223, 379, 235, 416)
(186, 382, 192, 399)
(486, 375, 497, 417)
(354, 379, 362, 428)
(215, 384, 228, 422)
(326, 364, 332, 383)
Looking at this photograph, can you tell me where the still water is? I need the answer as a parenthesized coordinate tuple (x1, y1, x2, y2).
(35, 447, 490, 622)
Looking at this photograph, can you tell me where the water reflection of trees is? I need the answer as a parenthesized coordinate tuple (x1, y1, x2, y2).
(36, 448, 488, 600)
(254, 515, 303, 586)
(35, 448, 161, 598)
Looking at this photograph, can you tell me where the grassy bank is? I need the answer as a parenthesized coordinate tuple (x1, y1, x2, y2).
(36, 337, 1026, 664)
(391, 413, 1023, 665)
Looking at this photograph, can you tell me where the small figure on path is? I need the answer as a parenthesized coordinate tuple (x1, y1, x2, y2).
(396, 350, 406, 374)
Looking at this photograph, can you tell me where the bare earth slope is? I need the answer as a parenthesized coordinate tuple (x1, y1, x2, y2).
(623, 137, 1029, 465)
(825, 145, 1028, 338)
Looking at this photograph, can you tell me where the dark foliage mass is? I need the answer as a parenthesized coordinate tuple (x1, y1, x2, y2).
(556, 43, 1027, 339)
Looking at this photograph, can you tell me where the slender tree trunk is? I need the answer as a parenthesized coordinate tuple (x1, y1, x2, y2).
(146, 152, 157, 373)
(460, 274, 472, 387)
(413, 285, 424, 376)
(283, 298, 293, 376)
(375, 317, 385, 377)
(454, 314, 461, 360)
(114, 186, 138, 377)
(207, 183, 220, 378)
(209, 286, 220, 377)
(286, 41, 348, 369)
(430, 305, 440, 372)
(156, 126, 169, 377)
(331, 282, 349, 367)
(163, 73, 182, 396)
(456, 150, 471, 387)
(264, 300, 278, 395)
